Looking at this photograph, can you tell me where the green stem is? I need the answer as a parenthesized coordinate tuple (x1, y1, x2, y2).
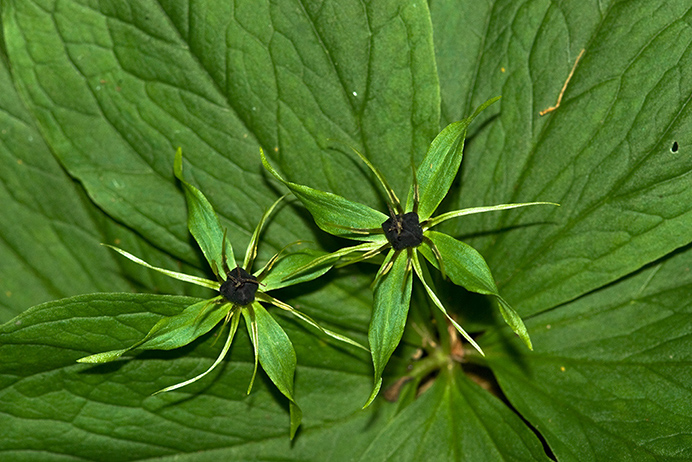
(406, 347, 449, 382)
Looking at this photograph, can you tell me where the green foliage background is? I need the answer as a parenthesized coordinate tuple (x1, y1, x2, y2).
(0, 0, 690, 460)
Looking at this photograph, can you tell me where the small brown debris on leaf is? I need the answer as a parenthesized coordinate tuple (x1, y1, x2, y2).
(540, 49, 585, 116)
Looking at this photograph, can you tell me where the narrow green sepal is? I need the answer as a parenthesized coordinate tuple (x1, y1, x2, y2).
(243, 195, 284, 270)
(411, 251, 484, 356)
(251, 302, 302, 438)
(260, 248, 338, 291)
(425, 201, 560, 229)
(421, 231, 532, 350)
(409, 97, 500, 219)
(342, 143, 402, 212)
(103, 244, 219, 290)
(367, 250, 413, 405)
(273, 241, 383, 285)
(261, 148, 387, 241)
(241, 306, 260, 395)
(174, 148, 234, 276)
(153, 311, 241, 395)
(258, 293, 369, 352)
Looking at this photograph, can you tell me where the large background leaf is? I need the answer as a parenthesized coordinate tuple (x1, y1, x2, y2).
(0, 44, 208, 322)
(432, 0, 692, 317)
(0, 0, 691, 460)
(480, 244, 692, 461)
(2, 0, 439, 267)
(0, 293, 549, 460)
(358, 368, 549, 462)
(0, 294, 375, 460)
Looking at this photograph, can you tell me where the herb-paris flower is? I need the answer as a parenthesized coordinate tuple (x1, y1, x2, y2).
(261, 97, 559, 406)
(78, 149, 366, 438)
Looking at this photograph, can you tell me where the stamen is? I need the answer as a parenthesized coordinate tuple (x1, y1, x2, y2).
(423, 236, 446, 281)
(411, 164, 420, 215)
(221, 228, 231, 277)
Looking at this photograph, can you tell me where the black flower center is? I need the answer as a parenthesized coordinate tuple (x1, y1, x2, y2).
(219, 267, 259, 306)
(382, 212, 423, 250)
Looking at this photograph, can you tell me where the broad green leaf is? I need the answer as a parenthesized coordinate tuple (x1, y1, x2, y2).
(481, 244, 692, 461)
(0, 45, 131, 321)
(242, 2, 440, 198)
(0, 43, 211, 322)
(421, 231, 531, 349)
(2, 0, 439, 267)
(436, 0, 692, 318)
(174, 149, 234, 278)
(408, 97, 500, 220)
(359, 368, 550, 462)
(78, 298, 229, 363)
(245, 303, 301, 439)
(262, 149, 388, 241)
(366, 250, 413, 407)
(430, 0, 493, 127)
(0, 293, 392, 460)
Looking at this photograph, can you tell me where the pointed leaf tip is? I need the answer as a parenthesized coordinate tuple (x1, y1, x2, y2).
(289, 402, 302, 439)
(173, 147, 184, 179)
(468, 95, 501, 121)
(497, 297, 533, 350)
(77, 349, 129, 364)
(363, 378, 383, 409)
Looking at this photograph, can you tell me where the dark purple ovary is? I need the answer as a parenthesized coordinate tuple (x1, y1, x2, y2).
(220, 267, 259, 305)
(382, 212, 423, 250)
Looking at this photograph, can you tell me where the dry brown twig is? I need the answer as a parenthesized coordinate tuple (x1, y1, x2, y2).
(539, 48, 586, 116)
